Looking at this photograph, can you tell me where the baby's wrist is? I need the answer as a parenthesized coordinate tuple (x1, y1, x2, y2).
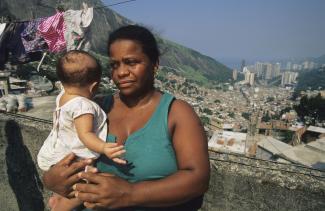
(100, 142, 106, 154)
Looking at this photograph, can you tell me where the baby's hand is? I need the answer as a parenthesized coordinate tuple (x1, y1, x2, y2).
(102, 143, 127, 165)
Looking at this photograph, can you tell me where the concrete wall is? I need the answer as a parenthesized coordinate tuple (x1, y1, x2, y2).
(0, 113, 324, 211)
(202, 152, 325, 211)
(0, 114, 51, 211)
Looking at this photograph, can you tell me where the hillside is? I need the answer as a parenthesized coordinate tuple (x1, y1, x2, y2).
(294, 67, 325, 94)
(0, 0, 231, 84)
(314, 54, 325, 64)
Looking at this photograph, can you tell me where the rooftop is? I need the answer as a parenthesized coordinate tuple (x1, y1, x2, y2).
(307, 126, 325, 134)
(257, 136, 293, 155)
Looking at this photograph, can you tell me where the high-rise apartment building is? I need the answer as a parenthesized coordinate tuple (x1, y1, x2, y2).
(249, 72, 255, 86)
(265, 63, 273, 80)
(255, 62, 264, 77)
(286, 62, 292, 70)
(273, 63, 281, 77)
(241, 60, 246, 72)
(233, 69, 238, 81)
(244, 70, 255, 86)
(281, 71, 298, 86)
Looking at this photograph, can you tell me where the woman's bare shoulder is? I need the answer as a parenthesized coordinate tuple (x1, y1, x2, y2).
(171, 98, 196, 113)
(169, 98, 201, 124)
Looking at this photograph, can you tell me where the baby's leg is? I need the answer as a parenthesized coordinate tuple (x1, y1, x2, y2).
(51, 193, 82, 211)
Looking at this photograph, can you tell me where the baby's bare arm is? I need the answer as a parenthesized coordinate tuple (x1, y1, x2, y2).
(74, 114, 126, 164)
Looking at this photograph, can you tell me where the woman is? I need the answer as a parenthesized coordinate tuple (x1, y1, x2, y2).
(43, 25, 210, 211)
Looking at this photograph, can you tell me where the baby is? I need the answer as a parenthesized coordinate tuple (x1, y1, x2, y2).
(37, 50, 126, 211)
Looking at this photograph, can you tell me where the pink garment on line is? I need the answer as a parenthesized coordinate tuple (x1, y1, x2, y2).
(38, 12, 66, 53)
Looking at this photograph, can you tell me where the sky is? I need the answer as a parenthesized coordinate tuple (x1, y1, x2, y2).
(104, 0, 325, 67)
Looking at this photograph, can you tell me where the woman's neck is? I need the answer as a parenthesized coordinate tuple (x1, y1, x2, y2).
(119, 87, 156, 108)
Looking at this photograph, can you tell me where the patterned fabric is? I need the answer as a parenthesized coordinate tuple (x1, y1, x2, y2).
(38, 12, 66, 53)
(21, 18, 48, 53)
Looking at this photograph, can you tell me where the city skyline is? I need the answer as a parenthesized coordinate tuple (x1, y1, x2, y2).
(106, 0, 325, 66)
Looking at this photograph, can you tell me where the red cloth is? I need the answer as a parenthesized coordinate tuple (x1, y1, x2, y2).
(38, 12, 66, 52)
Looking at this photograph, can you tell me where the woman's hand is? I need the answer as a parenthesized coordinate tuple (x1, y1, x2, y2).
(42, 153, 93, 197)
(74, 172, 134, 210)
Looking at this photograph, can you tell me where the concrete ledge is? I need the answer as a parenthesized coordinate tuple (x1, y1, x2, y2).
(202, 150, 325, 211)
(1, 113, 324, 211)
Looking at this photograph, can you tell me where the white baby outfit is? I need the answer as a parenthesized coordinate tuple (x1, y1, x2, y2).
(37, 90, 107, 171)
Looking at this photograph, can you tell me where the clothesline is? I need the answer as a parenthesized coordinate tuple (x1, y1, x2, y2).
(0, 0, 136, 23)
(0, 6, 94, 71)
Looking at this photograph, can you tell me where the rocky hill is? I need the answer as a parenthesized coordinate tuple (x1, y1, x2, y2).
(314, 54, 325, 64)
(0, 0, 231, 84)
(295, 67, 325, 94)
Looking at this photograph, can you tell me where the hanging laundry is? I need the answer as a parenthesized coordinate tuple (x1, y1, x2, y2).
(64, 5, 93, 51)
(0, 22, 29, 69)
(0, 23, 6, 37)
(78, 6, 93, 51)
(38, 12, 66, 53)
(21, 18, 48, 54)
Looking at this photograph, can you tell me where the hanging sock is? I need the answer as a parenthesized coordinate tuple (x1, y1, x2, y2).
(38, 12, 66, 53)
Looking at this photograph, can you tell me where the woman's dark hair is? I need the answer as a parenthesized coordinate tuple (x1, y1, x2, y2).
(108, 25, 160, 64)
(56, 50, 102, 86)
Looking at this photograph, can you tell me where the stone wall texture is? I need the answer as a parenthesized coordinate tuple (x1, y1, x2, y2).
(0, 113, 324, 211)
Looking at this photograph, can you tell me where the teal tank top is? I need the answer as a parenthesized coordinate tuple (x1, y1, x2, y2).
(96, 92, 178, 182)
(81, 92, 203, 211)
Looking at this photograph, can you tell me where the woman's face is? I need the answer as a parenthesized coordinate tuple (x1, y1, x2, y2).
(109, 39, 156, 96)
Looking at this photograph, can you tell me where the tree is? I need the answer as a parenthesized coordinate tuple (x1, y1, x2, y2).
(294, 93, 325, 125)
(266, 96, 275, 102)
(261, 113, 271, 122)
(196, 96, 204, 102)
(200, 116, 210, 125)
(203, 108, 213, 115)
(241, 112, 250, 120)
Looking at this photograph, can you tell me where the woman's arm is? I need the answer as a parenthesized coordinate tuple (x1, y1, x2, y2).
(74, 99, 210, 209)
(130, 99, 210, 206)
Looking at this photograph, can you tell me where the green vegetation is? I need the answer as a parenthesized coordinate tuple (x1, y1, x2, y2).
(200, 115, 210, 125)
(314, 54, 325, 64)
(266, 96, 275, 102)
(159, 38, 232, 86)
(280, 107, 292, 116)
(203, 108, 213, 115)
(294, 67, 325, 96)
(196, 96, 204, 101)
(261, 113, 271, 122)
(294, 93, 325, 125)
(241, 112, 250, 120)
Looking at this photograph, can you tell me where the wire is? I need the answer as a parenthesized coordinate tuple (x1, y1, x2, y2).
(7, 0, 137, 23)
(209, 149, 325, 174)
(36, 0, 137, 11)
(96, 0, 137, 9)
